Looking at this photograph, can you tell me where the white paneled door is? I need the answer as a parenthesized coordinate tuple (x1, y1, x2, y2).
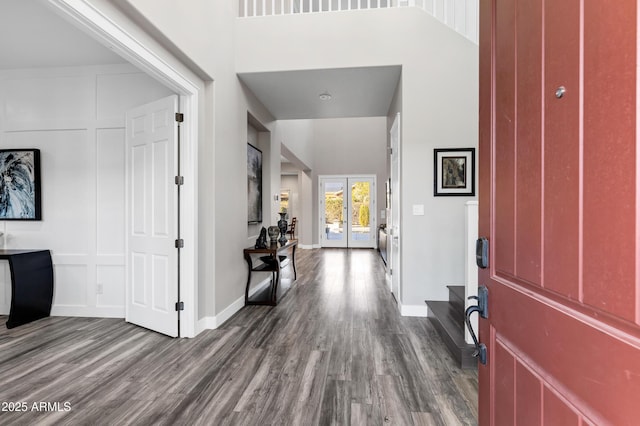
(126, 95, 179, 337)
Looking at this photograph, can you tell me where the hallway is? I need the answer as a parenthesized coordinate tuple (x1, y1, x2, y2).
(0, 248, 477, 425)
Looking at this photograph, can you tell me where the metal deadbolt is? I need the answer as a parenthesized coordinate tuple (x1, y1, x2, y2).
(555, 86, 566, 99)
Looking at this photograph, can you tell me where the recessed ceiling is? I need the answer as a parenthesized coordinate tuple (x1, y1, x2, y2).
(238, 66, 401, 120)
(0, 0, 125, 70)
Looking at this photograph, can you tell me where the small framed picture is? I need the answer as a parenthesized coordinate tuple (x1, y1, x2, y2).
(434, 148, 475, 196)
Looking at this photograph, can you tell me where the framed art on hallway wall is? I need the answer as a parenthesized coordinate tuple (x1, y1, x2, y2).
(247, 143, 263, 224)
(433, 148, 475, 197)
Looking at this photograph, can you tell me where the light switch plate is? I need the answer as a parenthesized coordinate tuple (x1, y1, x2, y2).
(412, 204, 425, 215)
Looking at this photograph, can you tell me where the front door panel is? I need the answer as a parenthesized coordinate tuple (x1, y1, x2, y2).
(479, 0, 640, 424)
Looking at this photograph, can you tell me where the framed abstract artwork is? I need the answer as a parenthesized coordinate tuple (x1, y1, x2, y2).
(0, 149, 42, 220)
(247, 143, 263, 224)
(434, 148, 475, 196)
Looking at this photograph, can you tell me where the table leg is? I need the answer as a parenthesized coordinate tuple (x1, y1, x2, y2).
(271, 258, 280, 305)
(291, 244, 297, 280)
(244, 252, 253, 304)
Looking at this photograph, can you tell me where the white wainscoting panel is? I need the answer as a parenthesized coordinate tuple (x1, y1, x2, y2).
(97, 128, 126, 255)
(53, 264, 88, 307)
(96, 265, 126, 308)
(3, 74, 93, 131)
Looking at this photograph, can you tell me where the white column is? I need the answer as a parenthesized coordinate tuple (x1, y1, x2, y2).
(464, 201, 479, 344)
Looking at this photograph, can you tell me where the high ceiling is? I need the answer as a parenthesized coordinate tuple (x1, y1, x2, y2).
(238, 66, 401, 120)
(0, 0, 124, 70)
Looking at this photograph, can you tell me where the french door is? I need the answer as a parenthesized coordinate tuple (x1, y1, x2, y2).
(478, 0, 640, 424)
(320, 176, 376, 248)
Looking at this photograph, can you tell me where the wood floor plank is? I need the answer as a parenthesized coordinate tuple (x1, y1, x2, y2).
(0, 248, 477, 425)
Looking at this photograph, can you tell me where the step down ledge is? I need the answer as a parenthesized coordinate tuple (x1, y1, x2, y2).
(426, 300, 477, 369)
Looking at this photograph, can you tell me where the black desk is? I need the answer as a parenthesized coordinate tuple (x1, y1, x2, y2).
(0, 250, 54, 328)
(243, 240, 297, 306)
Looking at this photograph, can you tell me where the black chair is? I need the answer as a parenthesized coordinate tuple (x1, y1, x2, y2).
(286, 217, 297, 239)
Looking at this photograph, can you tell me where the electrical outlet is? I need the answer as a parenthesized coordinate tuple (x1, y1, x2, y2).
(96, 284, 104, 295)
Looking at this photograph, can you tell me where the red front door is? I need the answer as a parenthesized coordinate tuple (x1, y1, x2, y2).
(479, 0, 640, 424)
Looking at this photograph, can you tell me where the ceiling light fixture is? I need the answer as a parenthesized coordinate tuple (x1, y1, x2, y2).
(319, 92, 332, 101)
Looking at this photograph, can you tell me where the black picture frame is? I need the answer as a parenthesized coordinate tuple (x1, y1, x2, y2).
(247, 143, 263, 224)
(434, 148, 475, 197)
(0, 149, 42, 220)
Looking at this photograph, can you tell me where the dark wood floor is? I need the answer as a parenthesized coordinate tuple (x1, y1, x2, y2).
(0, 248, 477, 425)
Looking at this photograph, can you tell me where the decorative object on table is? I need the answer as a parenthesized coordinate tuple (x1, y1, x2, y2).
(247, 143, 262, 224)
(0, 149, 42, 220)
(433, 148, 475, 196)
(255, 227, 268, 248)
(277, 212, 288, 244)
(268, 226, 280, 244)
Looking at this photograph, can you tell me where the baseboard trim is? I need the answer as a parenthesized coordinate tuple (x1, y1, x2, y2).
(197, 277, 272, 333)
(400, 303, 429, 317)
(51, 306, 125, 318)
(299, 244, 319, 249)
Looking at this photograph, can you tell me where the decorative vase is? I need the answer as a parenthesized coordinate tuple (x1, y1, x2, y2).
(277, 212, 288, 244)
(267, 226, 280, 244)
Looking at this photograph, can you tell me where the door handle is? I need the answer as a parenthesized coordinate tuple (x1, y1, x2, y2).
(465, 286, 488, 365)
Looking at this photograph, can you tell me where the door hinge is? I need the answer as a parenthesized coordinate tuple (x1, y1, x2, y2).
(175, 176, 184, 185)
(175, 112, 184, 123)
(175, 301, 184, 311)
(390, 268, 393, 275)
(175, 239, 184, 248)
(388, 147, 393, 155)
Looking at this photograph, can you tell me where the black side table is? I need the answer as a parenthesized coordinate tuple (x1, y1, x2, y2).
(0, 250, 54, 328)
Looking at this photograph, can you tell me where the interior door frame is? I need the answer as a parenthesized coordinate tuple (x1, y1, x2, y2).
(49, 0, 200, 337)
(389, 113, 401, 305)
(319, 175, 377, 249)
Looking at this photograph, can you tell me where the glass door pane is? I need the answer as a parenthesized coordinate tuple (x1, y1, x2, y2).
(321, 179, 347, 247)
(347, 178, 375, 248)
(350, 180, 371, 242)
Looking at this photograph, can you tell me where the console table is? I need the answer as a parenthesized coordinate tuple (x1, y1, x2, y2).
(0, 250, 54, 329)
(243, 240, 297, 306)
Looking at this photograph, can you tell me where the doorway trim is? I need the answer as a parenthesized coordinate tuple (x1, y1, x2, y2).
(48, 0, 200, 337)
(389, 113, 401, 307)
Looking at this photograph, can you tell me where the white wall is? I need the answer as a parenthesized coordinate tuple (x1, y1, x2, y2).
(0, 64, 173, 316)
(236, 8, 479, 309)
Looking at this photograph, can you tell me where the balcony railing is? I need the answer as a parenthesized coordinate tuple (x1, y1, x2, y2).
(238, 0, 478, 44)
